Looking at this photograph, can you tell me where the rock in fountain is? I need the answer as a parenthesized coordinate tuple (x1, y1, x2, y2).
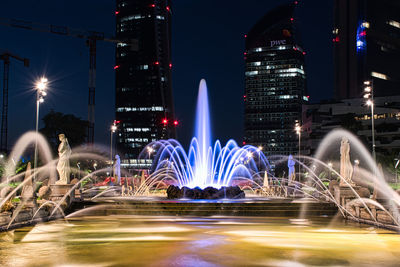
(167, 185, 245, 199)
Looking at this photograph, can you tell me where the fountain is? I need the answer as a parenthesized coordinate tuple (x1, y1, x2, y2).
(0, 79, 400, 266)
(138, 80, 271, 199)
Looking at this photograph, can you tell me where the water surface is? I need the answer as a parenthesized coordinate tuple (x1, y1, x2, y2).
(1, 215, 399, 266)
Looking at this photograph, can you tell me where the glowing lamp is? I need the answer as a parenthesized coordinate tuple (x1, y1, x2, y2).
(174, 120, 178, 126)
(162, 119, 168, 125)
(154, 61, 159, 65)
(114, 65, 120, 70)
(115, 11, 119, 15)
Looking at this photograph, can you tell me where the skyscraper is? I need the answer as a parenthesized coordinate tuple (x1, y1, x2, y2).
(244, 2, 307, 157)
(333, 0, 400, 99)
(115, 0, 176, 169)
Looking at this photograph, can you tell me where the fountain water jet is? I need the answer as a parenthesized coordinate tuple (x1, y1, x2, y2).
(139, 80, 271, 198)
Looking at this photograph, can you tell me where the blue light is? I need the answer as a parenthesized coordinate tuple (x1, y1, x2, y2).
(356, 21, 367, 52)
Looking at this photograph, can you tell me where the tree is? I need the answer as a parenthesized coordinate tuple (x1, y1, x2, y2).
(40, 110, 88, 152)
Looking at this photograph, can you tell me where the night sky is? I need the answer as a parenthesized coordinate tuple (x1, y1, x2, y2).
(0, 0, 333, 151)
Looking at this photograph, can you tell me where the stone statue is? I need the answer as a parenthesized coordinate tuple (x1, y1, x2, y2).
(263, 171, 269, 189)
(113, 154, 121, 184)
(56, 134, 71, 184)
(339, 137, 353, 186)
(288, 155, 296, 185)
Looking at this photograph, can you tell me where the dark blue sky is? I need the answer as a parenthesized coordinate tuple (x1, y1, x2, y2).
(0, 0, 333, 150)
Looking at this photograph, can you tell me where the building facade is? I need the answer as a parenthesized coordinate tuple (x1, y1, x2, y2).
(333, 0, 400, 99)
(303, 96, 400, 157)
(115, 0, 176, 169)
(244, 3, 307, 157)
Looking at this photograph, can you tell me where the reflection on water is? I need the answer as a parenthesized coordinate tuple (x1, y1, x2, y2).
(1, 216, 400, 267)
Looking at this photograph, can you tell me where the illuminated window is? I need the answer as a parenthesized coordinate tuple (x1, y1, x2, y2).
(371, 71, 389, 80)
(388, 20, 400, 29)
(245, 71, 258, 76)
(121, 14, 144, 22)
(156, 15, 165, 20)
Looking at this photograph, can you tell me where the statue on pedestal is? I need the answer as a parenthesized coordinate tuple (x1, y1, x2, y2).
(56, 134, 71, 185)
(339, 137, 354, 186)
(288, 155, 296, 185)
(113, 154, 121, 184)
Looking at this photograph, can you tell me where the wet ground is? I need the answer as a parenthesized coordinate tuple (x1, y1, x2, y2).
(1, 215, 399, 266)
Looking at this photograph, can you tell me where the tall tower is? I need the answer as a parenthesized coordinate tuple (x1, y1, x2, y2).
(333, 0, 400, 99)
(115, 0, 176, 169)
(244, 2, 307, 157)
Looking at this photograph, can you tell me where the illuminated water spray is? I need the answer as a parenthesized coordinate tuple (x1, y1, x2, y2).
(141, 79, 270, 189)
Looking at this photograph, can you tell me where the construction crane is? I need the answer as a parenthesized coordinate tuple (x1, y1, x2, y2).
(0, 51, 29, 153)
(0, 17, 136, 144)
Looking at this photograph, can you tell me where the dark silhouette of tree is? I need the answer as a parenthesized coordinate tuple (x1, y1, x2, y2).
(40, 110, 88, 152)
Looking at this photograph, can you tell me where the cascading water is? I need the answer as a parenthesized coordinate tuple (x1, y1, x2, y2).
(141, 79, 271, 189)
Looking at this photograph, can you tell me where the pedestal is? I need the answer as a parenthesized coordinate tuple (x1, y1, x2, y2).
(50, 184, 75, 205)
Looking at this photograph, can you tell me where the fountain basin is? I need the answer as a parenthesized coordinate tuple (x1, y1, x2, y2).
(167, 185, 245, 199)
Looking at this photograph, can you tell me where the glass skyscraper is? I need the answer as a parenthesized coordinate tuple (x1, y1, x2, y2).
(333, 0, 400, 99)
(115, 0, 176, 169)
(244, 2, 307, 157)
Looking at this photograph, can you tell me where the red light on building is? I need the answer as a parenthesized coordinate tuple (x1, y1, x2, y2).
(244, 34, 247, 38)
(290, 17, 294, 22)
(359, 31, 366, 36)
(169, 63, 172, 68)
(302, 51, 306, 55)
(115, 11, 119, 15)
(114, 65, 120, 70)
(242, 141, 246, 145)
(166, 6, 170, 11)
(307, 96, 310, 99)
(162, 119, 168, 125)
(173, 120, 178, 126)
(150, 4, 155, 7)
(294, 1, 298, 4)
(332, 36, 340, 42)
(154, 61, 159, 65)
(243, 52, 247, 55)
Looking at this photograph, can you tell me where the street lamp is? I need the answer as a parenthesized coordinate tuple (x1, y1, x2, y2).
(34, 77, 48, 182)
(363, 80, 376, 163)
(295, 121, 301, 180)
(109, 121, 118, 186)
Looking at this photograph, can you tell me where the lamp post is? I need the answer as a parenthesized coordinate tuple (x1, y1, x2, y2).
(34, 77, 47, 182)
(363, 80, 376, 163)
(295, 121, 301, 181)
(110, 121, 118, 186)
